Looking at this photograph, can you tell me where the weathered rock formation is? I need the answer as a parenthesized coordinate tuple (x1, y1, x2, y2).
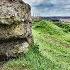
(0, 0, 33, 57)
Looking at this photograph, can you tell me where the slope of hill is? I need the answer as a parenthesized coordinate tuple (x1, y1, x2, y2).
(1, 20, 70, 70)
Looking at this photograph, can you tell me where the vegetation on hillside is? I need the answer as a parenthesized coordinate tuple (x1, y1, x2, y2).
(1, 20, 70, 70)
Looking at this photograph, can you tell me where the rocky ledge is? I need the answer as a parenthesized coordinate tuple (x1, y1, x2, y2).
(0, 0, 33, 57)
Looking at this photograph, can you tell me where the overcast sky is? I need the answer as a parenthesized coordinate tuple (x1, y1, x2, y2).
(23, 0, 70, 16)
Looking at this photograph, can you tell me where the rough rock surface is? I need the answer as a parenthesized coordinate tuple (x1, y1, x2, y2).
(0, 0, 33, 57)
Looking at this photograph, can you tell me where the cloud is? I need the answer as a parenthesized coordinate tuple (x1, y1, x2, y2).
(23, 0, 70, 16)
(23, 0, 44, 5)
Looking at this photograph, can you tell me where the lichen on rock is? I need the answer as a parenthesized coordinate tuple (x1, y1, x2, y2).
(0, 0, 33, 57)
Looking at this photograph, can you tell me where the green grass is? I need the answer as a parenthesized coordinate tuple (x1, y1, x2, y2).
(1, 20, 70, 70)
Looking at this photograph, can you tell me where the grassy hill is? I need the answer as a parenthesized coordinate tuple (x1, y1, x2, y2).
(1, 20, 70, 70)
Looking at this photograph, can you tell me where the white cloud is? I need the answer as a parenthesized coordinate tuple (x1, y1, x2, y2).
(23, 0, 44, 5)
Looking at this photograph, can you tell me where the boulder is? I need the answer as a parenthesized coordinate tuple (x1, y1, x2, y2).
(0, 0, 33, 57)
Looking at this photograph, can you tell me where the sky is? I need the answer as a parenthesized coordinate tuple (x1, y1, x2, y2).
(23, 0, 70, 17)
